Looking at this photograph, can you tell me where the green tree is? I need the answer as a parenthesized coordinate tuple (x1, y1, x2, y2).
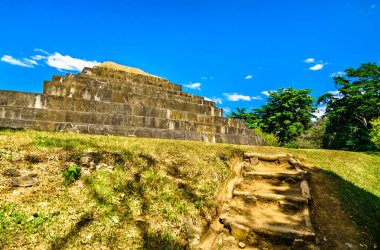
(255, 88, 316, 143)
(229, 108, 257, 129)
(318, 63, 380, 151)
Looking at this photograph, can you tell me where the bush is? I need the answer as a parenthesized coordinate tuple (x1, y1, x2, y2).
(284, 141, 299, 148)
(62, 165, 81, 185)
(370, 117, 380, 150)
(253, 128, 280, 147)
(293, 118, 326, 149)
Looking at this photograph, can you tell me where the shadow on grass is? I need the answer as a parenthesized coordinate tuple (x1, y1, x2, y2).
(323, 170, 380, 244)
(0, 127, 25, 132)
(136, 221, 186, 250)
(363, 151, 380, 157)
(35, 136, 98, 150)
(51, 212, 94, 250)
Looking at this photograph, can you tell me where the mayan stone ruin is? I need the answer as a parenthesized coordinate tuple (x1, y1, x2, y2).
(0, 62, 264, 145)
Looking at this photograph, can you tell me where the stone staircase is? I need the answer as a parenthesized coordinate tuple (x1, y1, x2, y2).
(0, 62, 264, 145)
(199, 152, 317, 249)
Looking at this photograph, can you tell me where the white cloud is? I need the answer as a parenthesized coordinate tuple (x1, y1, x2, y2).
(2, 50, 99, 72)
(328, 90, 340, 95)
(304, 58, 315, 63)
(23, 58, 38, 65)
(184, 82, 201, 90)
(204, 96, 223, 104)
(261, 90, 274, 96)
(223, 93, 251, 101)
(312, 106, 326, 121)
(309, 63, 324, 71)
(46, 52, 99, 71)
(31, 55, 46, 60)
(34, 48, 49, 54)
(329, 71, 345, 78)
(201, 76, 214, 80)
(244, 75, 253, 79)
(327, 90, 343, 99)
(251, 95, 263, 100)
(222, 107, 231, 114)
(1, 55, 36, 68)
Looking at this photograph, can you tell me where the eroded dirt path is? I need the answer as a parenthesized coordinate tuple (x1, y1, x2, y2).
(198, 152, 318, 249)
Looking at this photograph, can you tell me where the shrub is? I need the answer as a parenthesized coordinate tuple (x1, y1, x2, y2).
(62, 165, 81, 185)
(370, 117, 380, 150)
(284, 141, 299, 148)
(253, 128, 280, 147)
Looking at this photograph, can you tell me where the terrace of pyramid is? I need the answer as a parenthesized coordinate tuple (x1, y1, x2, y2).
(0, 62, 264, 145)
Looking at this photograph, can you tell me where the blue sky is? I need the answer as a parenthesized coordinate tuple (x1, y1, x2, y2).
(1, 0, 379, 116)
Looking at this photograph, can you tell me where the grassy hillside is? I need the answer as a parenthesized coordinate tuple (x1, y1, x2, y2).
(0, 129, 379, 249)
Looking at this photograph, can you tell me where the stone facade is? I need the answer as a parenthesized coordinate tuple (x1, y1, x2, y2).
(0, 63, 264, 145)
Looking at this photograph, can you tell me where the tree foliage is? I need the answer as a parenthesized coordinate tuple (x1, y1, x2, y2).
(230, 88, 316, 144)
(318, 63, 380, 151)
(229, 108, 257, 129)
(255, 88, 316, 143)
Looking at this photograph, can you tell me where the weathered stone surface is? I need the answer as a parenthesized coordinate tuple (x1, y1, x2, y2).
(0, 63, 264, 145)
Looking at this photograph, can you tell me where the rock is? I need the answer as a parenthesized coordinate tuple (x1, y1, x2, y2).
(292, 239, 306, 249)
(230, 222, 250, 241)
(10, 173, 38, 187)
(26, 216, 35, 222)
(81, 168, 91, 176)
(85, 233, 93, 240)
(217, 152, 228, 161)
(96, 163, 108, 170)
(243, 163, 255, 172)
(243, 195, 257, 204)
(3, 168, 21, 177)
(77, 181, 84, 188)
(250, 157, 259, 166)
(238, 241, 246, 248)
(38, 202, 49, 207)
(345, 243, 353, 249)
(112, 216, 119, 224)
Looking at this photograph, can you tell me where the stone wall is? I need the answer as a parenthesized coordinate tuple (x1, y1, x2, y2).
(0, 64, 264, 145)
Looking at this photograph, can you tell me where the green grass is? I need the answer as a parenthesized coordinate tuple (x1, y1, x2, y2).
(285, 148, 380, 242)
(0, 129, 379, 248)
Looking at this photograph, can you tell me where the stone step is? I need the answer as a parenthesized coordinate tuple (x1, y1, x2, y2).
(0, 91, 246, 128)
(0, 106, 252, 135)
(0, 118, 264, 145)
(46, 74, 215, 107)
(43, 80, 223, 116)
(226, 219, 315, 242)
(224, 199, 314, 240)
(235, 178, 303, 198)
(232, 190, 309, 204)
(1, 89, 229, 121)
(243, 171, 309, 180)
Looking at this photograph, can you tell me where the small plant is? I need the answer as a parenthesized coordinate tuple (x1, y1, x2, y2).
(62, 165, 81, 185)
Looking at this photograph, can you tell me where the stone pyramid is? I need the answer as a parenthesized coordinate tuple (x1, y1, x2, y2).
(0, 62, 264, 145)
